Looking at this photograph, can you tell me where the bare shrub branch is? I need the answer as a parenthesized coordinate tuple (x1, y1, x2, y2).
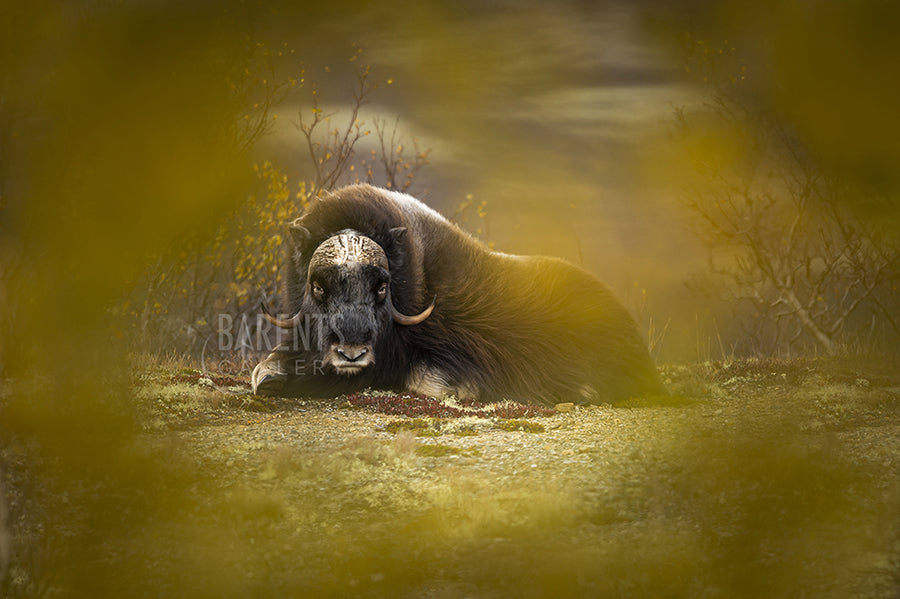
(678, 42, 900, 356)
(134, 53, 432, 364)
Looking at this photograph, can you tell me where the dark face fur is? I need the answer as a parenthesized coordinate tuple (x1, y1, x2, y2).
(304, 233, 394, 376)
(261, 227, 433, 377)
(307, 260, 394, 376)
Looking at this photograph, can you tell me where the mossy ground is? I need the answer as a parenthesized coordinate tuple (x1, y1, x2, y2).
(2, 357, 899, 598)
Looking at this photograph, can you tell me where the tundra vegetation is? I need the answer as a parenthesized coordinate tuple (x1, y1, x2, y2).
(1, 2, 899, 598)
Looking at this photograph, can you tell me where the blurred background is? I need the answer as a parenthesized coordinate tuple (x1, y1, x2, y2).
(2, 0, 899, 596)
(4, 0, 898, 371)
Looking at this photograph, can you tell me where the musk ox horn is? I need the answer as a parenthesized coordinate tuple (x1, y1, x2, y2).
(260, 302, 302, 329)
(391, 296, 435, 326)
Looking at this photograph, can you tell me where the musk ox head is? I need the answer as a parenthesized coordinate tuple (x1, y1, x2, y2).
(263, 229, 433, 376)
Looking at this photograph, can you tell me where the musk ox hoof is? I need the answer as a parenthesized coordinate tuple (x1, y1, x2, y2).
(251, 361, 287, 396)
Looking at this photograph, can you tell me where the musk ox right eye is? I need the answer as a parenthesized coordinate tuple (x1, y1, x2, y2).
(312, 282, 325, 300)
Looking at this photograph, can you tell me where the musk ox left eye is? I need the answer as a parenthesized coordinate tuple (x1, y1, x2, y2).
(376, 282, 388, 300)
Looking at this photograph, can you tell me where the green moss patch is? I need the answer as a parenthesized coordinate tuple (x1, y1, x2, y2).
(613, 394, 700, 409)
(384, 418, 442, 437)
(415, 444, 461, 457)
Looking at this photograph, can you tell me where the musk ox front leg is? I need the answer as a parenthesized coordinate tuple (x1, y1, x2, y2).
(251, 344, 298, 395)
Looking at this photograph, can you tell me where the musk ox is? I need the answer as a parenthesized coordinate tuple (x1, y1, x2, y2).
(251, 184, 664, 404)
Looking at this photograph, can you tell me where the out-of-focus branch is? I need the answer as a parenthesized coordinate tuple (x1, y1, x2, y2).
(677, 40, 900, 355)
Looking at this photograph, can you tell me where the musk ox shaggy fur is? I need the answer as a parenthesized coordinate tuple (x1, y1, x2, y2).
(251, 184, 664, 405)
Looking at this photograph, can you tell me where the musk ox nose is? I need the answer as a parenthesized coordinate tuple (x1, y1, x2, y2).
(336, 345, 368, 362)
